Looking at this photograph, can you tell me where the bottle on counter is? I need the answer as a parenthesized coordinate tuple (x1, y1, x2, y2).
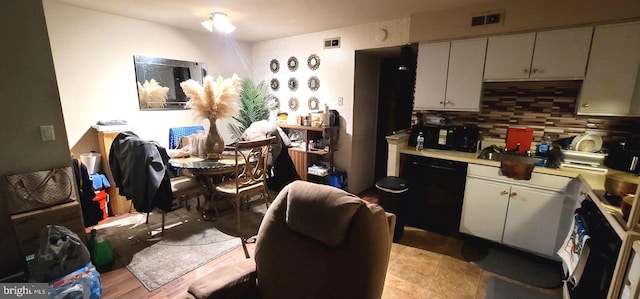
(416, 132, 424, 151)
(536, 134, 552, 157)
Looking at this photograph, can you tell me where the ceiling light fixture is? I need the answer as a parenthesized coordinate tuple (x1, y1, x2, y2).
(201, 12, 236, 34)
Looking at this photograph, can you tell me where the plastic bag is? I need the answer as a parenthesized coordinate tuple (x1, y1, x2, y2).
(30, 225, 90, 282)
(48, 263, 101, 299)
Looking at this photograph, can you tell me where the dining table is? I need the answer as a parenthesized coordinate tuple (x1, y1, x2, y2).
(169, 153, 241, 220)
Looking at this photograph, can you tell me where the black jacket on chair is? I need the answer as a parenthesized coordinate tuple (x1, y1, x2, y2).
(109, 131, 173, 213)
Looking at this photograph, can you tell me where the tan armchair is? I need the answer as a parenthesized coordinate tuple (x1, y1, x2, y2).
(184, 180, 396, 299)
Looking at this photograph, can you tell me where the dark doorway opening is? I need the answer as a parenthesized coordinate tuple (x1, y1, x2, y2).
(363, 45, 417, 181)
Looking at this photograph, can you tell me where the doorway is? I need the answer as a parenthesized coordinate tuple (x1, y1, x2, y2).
(356, 45, 417, 182)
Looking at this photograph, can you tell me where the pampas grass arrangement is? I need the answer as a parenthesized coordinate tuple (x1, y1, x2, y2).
(137, 79, 169, 108)
(180, 74, 242, 120)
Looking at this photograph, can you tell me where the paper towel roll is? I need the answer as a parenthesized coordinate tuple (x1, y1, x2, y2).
(80, 152, 101, 174)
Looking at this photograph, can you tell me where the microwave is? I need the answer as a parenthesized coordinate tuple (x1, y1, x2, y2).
(409, 125, 478, 152)
(408, 125, 455, 150)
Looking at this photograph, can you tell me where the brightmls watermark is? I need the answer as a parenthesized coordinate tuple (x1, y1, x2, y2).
(0, 284, 47, 298)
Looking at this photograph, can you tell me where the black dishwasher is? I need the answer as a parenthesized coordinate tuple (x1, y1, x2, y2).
(399, 155, 468, 236)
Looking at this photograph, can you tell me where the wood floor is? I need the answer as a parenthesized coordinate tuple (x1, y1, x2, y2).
(93, 189, 562, 299)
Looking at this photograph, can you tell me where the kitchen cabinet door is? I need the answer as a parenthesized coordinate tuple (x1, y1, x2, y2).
(414, 38, 486, 111)
(484, 27, 592, 81)
(502, 185, 564, 257)
(414, 41, 449, 110)
(530, 26, 592, 79)
(484, 32, 535, 80)
(578, 22, 640, 116)
(460, 177, 509, 243)
(445, 38, 487, 111)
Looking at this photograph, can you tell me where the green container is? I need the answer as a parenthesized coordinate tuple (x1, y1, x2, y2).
(89, 229, 114, 268)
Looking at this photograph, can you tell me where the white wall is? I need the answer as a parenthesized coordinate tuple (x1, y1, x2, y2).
(42, 2, 253, 155)
(352, 53, 381, 194)
(252, 18, 410, 192)
(0, 0, 72, 279)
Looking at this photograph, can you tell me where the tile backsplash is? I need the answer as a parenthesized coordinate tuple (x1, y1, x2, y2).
(413, 81, 640, 148)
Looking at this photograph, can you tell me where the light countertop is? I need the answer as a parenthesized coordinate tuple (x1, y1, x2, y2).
(396, 145, 636, 237)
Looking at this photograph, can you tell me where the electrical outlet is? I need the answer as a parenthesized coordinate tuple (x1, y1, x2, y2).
(40, 125, 56, 141)
(338, 97, 343, 106)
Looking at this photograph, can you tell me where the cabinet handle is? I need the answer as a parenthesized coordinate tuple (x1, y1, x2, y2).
(444, 100, 451, 104)
(500, 190, 509, 195)
(532, 68, 539, 74)
(439, 100, 444, 104)
(579, 191, 587, 197)
(522, 69, 529, 74)
(510, 192, 518, 197)
(582, 103, 590, 108)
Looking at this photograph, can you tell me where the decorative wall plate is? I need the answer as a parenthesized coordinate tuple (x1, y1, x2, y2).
(270, 59, 280, 73)
(308, 97, 320, 110)
(271, 97, 280, 110)
(287, 56, 298, 72)
(308, 76, 320, 91)
(270, 78, 280, 91)
(307, 54, 320, 70)
(288, 77, 298, 91)
(288, 97, 299, 111)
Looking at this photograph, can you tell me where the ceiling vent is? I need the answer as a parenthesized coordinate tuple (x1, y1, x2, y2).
(324, 37, 341, 49)
(470, 10, 505, 27)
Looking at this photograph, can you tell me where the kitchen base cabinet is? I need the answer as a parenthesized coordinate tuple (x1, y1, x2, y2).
(502, 185, 564, 256)
(460, 164, 570, 257)
(460, 177, 508, 243)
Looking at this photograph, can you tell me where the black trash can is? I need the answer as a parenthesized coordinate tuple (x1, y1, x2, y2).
(375, 176, 409, 242)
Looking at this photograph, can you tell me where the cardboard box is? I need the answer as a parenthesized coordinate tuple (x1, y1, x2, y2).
(11, 201, 86, 258)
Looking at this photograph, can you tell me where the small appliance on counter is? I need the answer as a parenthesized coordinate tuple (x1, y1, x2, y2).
(408, 124, 479, 152)
(605, 139, 640, 174)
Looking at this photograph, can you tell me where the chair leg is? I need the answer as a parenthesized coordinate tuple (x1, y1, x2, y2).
(183, 195, 191, 211)
(146, 211, 150, 224)
(161, 212, 166, 235)
(207, 193, 219, 218)
(262, 185, 271, 209)
(236, 194, 241, 234)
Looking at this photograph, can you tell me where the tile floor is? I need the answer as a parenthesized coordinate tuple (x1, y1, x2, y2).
(382, 226, 563, 299)
(360, 188, 563, 299)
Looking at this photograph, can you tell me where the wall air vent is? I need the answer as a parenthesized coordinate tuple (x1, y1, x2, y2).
(470, 10, 505, 27)
(324, 37, 341, 49)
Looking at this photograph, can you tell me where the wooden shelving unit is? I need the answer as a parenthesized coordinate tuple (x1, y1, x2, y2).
(279, 124, 338, 182)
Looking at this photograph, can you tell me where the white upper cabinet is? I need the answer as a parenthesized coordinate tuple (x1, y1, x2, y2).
(414, 38, 487, 111)
(578, 22, 640, 116)
(484, 27, 593, 81)
(484, 33, 535, 80)
(414, 42, 449, 110)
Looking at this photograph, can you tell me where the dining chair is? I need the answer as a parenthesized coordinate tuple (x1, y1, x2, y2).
(215, 136, 276, 234)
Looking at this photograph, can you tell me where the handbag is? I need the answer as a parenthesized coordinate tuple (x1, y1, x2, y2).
(6, 167, 77, 214)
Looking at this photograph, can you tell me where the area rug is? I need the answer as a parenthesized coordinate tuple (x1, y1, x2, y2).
(92, 202, 267, 291)
(461, 238, 563, 289)
(485, 276, 561, 299)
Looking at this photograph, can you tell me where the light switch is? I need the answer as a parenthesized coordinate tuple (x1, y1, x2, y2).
(338, 97, 343, 106)
(40, 125, 56, 141)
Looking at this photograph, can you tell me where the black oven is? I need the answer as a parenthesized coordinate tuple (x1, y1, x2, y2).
(568, 196, 622, 299)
